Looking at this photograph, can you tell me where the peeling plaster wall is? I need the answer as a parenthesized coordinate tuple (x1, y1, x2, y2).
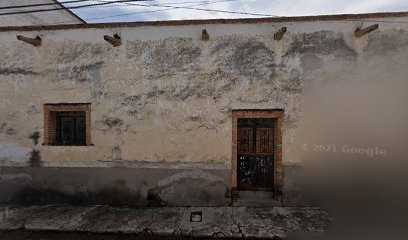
(1, 18, 408, 168)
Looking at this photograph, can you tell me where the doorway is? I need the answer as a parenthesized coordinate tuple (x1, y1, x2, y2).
(231, 110, 284, 202)
(237, 118, 274, 190)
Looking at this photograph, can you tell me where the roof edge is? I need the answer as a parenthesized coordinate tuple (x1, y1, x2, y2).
(51, 0, 87, 24)
(1, 11, 408, 32)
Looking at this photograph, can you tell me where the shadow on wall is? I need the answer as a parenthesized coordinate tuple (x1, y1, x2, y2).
(11, 186, 143, 207)
(0, 166, 307, 207)
(0, 168, 232, 207)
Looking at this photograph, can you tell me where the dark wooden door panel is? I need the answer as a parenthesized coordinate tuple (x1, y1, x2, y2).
(237, 128, 253, 154)
(256, 128, 274, 154)
(237, 123, 274, 191)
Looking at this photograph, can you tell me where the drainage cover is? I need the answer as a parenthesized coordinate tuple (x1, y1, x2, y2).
(190, 211, 202, 222)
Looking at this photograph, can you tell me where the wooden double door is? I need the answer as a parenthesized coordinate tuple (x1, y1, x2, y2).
(237, 118, 275, 191)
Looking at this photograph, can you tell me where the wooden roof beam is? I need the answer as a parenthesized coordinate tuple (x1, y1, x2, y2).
(201, 29, 209, 41)
(104, 34, 121, 46)
(274, 27, 287, 40)
(355, 24, 379, 37)
(16, 35, 41, 46)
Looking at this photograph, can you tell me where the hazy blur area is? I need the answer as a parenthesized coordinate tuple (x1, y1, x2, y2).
(293, 59, 408, 239)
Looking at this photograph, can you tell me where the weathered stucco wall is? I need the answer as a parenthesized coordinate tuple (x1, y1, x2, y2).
(1, 16, 408, 168)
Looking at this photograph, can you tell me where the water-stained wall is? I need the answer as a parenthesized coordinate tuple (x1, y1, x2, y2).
(1, 16, 408, 166)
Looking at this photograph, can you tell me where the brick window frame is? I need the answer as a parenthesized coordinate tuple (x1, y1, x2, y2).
(43, 103, 92, 146)
(231, 109, 284, 202)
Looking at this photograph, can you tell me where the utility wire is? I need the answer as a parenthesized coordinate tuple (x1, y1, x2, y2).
(0, 0, 277, 18)
(60, 0, 408, 23)
(64, 0, 233, 10)
(86, 1, 408, 24)
(95, 0, 238, 8)
(0, 0, 151, 16)
(87, 0, 278, 20)
(2, 0, 407, 25)
(113, 0, 277, 17)
(0, 0, 221, 10)
(0, 0, 93, 10)
(49, 0, 239, 23)
(84, 11, 408, 25)
(85, 0, 239, 21)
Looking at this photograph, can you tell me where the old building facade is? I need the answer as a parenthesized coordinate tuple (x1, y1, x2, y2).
(1, 12, 408, 206)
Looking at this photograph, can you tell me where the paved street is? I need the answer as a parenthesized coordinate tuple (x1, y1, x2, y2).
(0, 231, 208, 240)
(0, 205, 331, 239)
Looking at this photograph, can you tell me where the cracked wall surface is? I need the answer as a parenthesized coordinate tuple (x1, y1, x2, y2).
(3, 19, 407, 166)
(1, 17, 408, 206)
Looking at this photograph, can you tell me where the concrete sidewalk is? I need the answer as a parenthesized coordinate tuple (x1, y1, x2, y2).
(0, 205, 332, 239)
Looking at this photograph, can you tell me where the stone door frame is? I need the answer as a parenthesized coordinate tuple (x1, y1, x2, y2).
(231, 109, 284, 202)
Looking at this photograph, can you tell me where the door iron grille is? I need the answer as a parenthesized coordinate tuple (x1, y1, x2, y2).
(237, 119, 274, 191)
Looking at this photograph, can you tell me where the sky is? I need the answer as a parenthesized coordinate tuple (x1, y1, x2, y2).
(61, 0, 408, 23)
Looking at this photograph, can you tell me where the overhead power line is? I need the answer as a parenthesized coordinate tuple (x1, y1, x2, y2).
(0, 0, 94, 10)
(87, 0, 278, 21)
(46, 0, 243, 24)
(3, 0, 404, 26)
(104, 0, 277, 17)
(0, 0, 277, 22)
(87, 2, 408, 24)
(0, 0, 151, 16)
(85, 0, 242, 21)
(67, 0, 233, 10)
